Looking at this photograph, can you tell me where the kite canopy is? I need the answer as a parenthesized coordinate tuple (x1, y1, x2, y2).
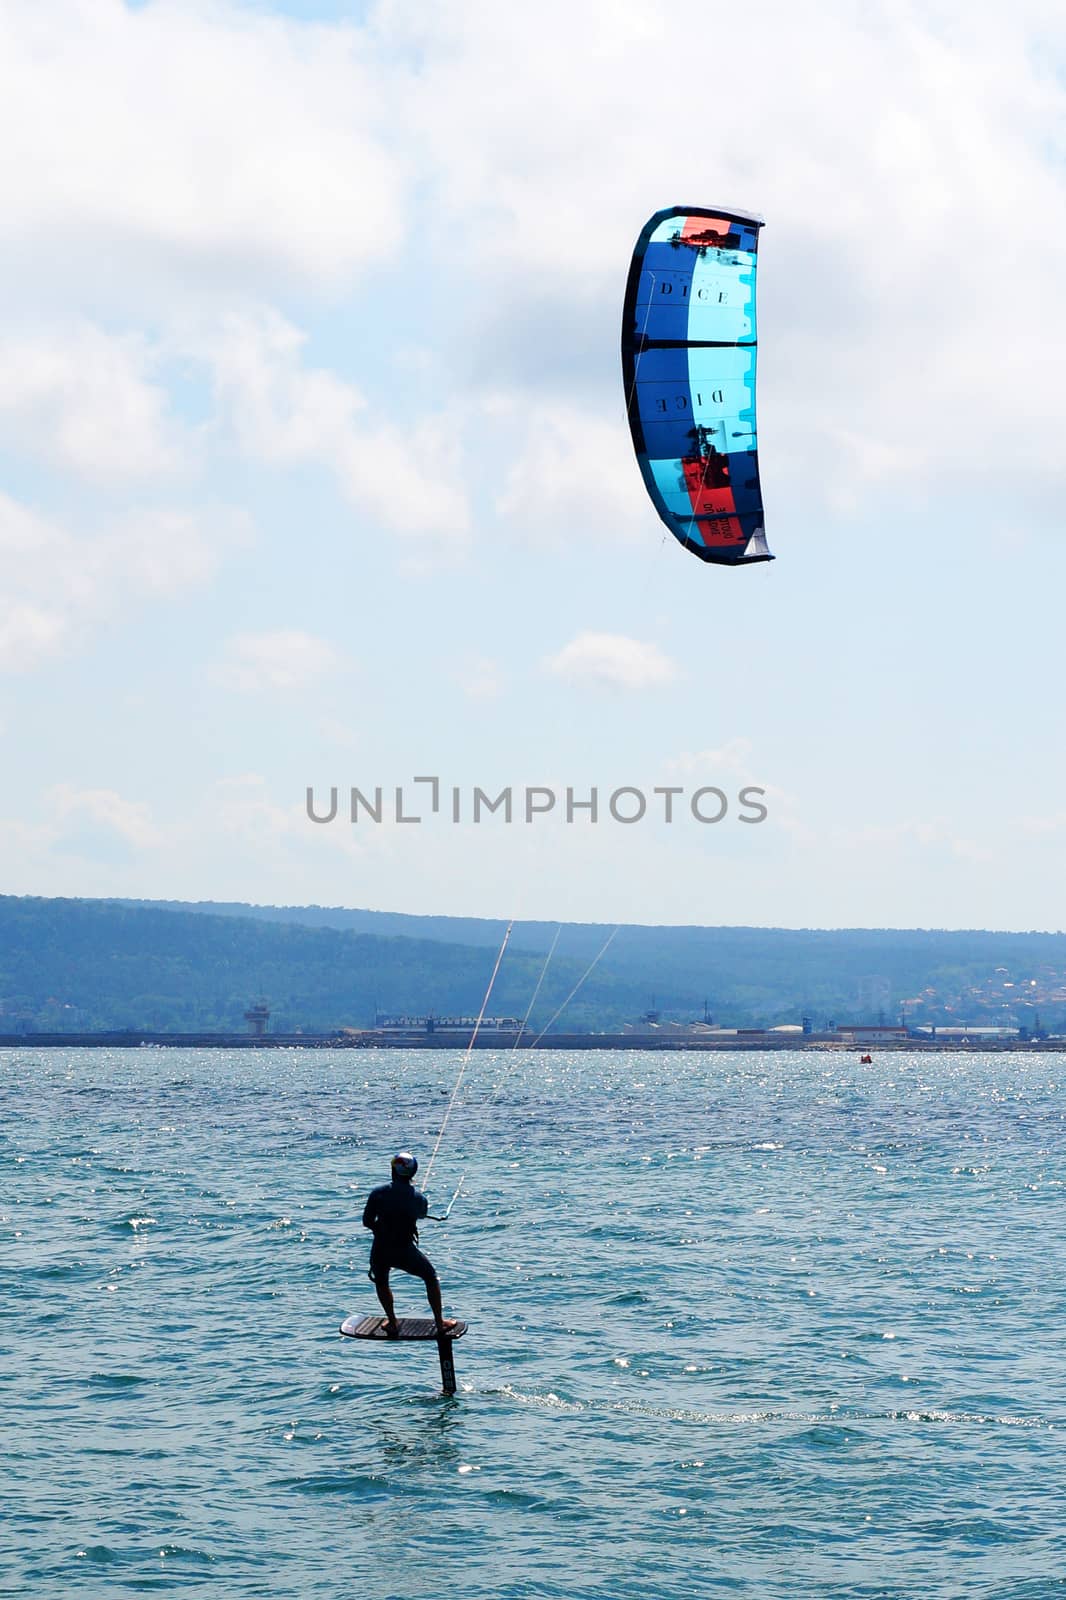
(621, 206, 771, 566)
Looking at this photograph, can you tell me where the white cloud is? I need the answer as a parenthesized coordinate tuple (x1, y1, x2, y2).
(47, 783, 162, 850)
(100, 506, 234, 593)
(213, 773, 305, 843)
(833, 818, 995, 865)
(457, 655, 504, 700)
(950, 837, 995, 865)
(315, 715, 361, 750)
(667, 740, 758, 782)
(204, 309, 365, 461)
(212, 773, 388, 870)
(0, 496, 87, 669)
(376, 0, 1066, 516)
(215, 629, 343, 692)
(0, 491, 244, 671)
(494, 400, 644, 545)
(0, 603, 69, 671)
(1020, 811, 1066, 836)
(0, 0, 404, 299)
(666, 741, 809, 841)
(201, 309, 470, 553)
(543, 631, 679, 689)
(0, 324, 181, 482)
(0, 0, 1063, 925)
(6, 1, 1062, 545)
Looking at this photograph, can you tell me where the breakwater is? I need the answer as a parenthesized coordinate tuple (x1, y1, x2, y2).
(1, 1031, 1063, 1051)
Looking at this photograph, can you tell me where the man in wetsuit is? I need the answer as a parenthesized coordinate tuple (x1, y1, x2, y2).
(362, 1151, 458, 1337)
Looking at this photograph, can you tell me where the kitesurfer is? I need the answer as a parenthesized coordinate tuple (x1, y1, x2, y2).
(362, 1151, 458, 1337)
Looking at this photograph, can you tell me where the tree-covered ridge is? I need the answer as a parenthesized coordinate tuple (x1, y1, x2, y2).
(0, 896, 629, 1034)
(3, 895, 1066, 1033)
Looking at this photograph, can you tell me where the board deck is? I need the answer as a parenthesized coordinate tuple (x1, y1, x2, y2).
(340, 1314, 468, 1342)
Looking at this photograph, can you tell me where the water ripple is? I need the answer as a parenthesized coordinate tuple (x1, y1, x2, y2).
(2, 1046, 1064, 1598)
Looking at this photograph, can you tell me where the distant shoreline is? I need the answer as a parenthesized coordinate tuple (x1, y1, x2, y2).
(1, 1032, 1062, 1053)
(8, 897, 1066, 1041)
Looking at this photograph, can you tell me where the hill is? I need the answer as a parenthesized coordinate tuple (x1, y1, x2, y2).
(0, 896, 631, 1034)
(2, 895, 1066, 1034)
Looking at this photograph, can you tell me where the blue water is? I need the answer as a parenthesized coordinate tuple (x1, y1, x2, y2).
(3, 1047, 1065, 1598)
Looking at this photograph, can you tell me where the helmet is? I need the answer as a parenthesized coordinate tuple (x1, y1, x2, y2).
(391, 1150, 418, 1180)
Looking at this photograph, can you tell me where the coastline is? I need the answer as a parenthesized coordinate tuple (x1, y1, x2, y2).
(2, 1031, 1063, 1052)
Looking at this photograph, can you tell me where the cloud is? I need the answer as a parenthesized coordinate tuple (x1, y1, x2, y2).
(99, 506, 233, 593)
(543, 631, 679, 689)
(0, 324, 182, 482)
(493, 399, 644, 545)
(0, 495, 93, 669)
(203, 309, 365, 460)
(0, 491, 245, 671)
(1020, 811, 1066, 836)
(834, 817, 995, 865)
(7, 1, 1063, 551)
(0, 0, 1063, 926)
(0, 603, 68, 671)
(214, 629, 343, 692)
(376, 0, 1066, 518)
(667, 739, 758, 782)
(212, 772, 388, 869)
(200, 309, 471, 553)
(456, 655, 504, 700)
(48, 783, 162, 850)
(950, 837, 995, 865)
(0, 0, 404, 299)
(666, 741, 809, 841)
(213, 773, 305, 843)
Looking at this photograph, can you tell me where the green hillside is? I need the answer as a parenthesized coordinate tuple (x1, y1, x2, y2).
(3, 895, 1066, 1034)
(0, 896, 631, 1034)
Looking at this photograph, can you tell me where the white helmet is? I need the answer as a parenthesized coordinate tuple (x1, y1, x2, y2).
(391, 1150, 418, 1180)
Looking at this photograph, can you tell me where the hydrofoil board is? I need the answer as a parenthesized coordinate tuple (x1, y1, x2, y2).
(340, 1314, 467, 1341)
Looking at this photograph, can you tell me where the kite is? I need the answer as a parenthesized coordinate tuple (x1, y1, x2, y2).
(621, 206, 771, 566)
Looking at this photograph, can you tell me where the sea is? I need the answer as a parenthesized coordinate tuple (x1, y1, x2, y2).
(3, 1046, 1064, 1599)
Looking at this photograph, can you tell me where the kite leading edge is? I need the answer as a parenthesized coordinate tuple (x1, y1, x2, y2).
(621, 206, 772, 567)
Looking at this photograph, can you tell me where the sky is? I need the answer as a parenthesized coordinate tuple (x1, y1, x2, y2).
(1, 0, 1064, 930)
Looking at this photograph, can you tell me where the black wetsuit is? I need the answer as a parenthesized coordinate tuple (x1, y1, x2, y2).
(362, 1178, 436, 1286)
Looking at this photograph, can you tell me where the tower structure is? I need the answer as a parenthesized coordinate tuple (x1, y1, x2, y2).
(244, 999, 270, 1038)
